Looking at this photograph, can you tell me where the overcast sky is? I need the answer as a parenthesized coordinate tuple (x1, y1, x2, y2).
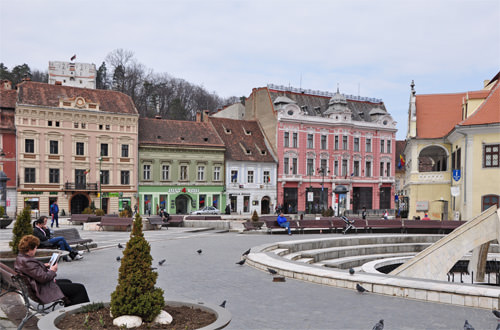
(1, 0, 499, 139)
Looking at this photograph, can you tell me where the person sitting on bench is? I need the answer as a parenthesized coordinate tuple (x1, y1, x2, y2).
(33, 216, 83, 261)
(14, 235, 90, 306)
(277, 212, 292, 235)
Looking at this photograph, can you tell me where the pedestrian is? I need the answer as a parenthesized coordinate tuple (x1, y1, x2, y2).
(50, 201, 59, 228)
(225, 204, 231, 215)
(134, 204, 138, 215)
(383, 210, 388, 220)
(33, 216, 83, 261)
(422, 213, 431, 221)
(362, 207, 367, 220)
(288, 204, 293, 214)
(277, 212, 292, 235)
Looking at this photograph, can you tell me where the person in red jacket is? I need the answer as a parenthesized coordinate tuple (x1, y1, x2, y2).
(422, 213, 431, 220)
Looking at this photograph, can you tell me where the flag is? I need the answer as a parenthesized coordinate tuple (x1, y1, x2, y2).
(267, 176, 270, 183)
(350, 172, 354, 177)
(70, 54, 76, 61)
(398, 154, 405, 169)
(84, 169, 90, 175)
(231, 172, 237, 181)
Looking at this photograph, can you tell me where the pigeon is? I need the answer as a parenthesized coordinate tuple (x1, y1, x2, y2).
(349, 268, 355, 275)
(242, 248, 251, 256)
(236, 259, 246, 265)
(493, 310, 500, 318)
(116, 256, 121, 261)
(356, 283, 369, 293)
(463, 320, 474, 330)
(118, 243, 123, 249)
(151, 267, 157, 271)
(158, 259, 166, 266)
(197, 249, 202, 254)
(372, 319, 384, 330)
(219, 300, 226, 308)
(267, 268, 277, 275)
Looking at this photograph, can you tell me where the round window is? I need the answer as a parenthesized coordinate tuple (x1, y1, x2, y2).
(383, 120, 388, 125)
(287, 110, 294, 116)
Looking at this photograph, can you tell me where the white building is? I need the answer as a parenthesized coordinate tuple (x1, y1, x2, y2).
(48, 61, 96, 89)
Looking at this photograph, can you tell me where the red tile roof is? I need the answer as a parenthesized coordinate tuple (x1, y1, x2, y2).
(16, 81, 138, 115)
(459, 82, 500, 126)
(415, 93, 465, 138)
(209, 117, 275, 162)
(138, 117, 225, 148)
(0, 89, 17, 108)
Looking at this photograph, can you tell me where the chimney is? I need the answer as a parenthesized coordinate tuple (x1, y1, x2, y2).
(203, 110, 209, 122)
(155, 115, 162, 119)
(1, 80, 12, 90)
(196, 110, 201, 122)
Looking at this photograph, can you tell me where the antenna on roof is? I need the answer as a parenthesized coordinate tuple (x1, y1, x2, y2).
(358, 83, 360, 97)
(300, 73, 302, 91)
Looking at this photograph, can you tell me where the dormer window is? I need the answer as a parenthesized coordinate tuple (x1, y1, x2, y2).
(180, 137, 184, 140)
(204, 138, 208, 142)
(246, 149, 251, 155)
(244, 129, 251, 135)
(225, 127, 232, 134)
(261, 150, 267, 155)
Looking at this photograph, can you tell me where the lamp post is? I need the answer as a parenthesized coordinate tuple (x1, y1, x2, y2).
(317, 167, 330, 212)
(99, 156, 103, 210)
(307, 168, 314, 214)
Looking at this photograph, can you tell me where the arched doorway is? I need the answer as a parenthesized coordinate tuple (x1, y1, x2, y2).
(261, 196, 271, 214)
(175, 195, 191, 214)
(418, 145, 448, 172)
(70, 194, 89, 214)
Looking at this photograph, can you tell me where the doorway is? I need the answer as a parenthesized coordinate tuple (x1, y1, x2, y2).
(175, 195, 191, 214)
(261, 196, 270, 214)
(70, 194, 89, 214)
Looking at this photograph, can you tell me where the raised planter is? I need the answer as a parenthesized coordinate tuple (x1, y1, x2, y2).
(0, 218, 13, 229)
(38, 299, 232, 330)
(0, 249, 69, 269)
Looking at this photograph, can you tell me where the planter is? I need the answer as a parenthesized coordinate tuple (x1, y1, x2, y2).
(0, 249, 69, 269)
(0, 218, 13, 229)
(38, 299, 232, 330)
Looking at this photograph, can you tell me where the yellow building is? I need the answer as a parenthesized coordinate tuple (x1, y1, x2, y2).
(403, 73, 499, 220)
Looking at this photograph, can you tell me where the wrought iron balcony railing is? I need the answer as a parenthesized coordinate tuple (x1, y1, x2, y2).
(64, 182, 99, 191)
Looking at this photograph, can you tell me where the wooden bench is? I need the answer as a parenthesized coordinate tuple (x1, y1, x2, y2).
(403, 220, 466, 234)
(0, 262, 65, 329)
(184, 215, 222, 220)
(243, 221, 263, 231)
(68, 214, 90, 225)
(264, 219, 301, 234)
(330, 218, 365, 233)
(146, 216, 166, 230)
(53, 228, 93, 252)
(365, 219, 404, 233)
(97, 217, 133, 231)
(167, 215, 184, 227)
(297, 219, 334, 233)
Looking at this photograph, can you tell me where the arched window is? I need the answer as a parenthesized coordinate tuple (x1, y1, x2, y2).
(482, 194, 499, 211)
(418, 145, 448, 172)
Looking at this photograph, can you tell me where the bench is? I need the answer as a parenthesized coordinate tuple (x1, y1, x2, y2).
(146, 216, 166, 230)
(53, 228, 93, 252)
(97, 217, 133, 231)
(365, 219, 404, 233)
(166, 215, 184, 227)
(264, 219, 301, 234)
(68, 214, 90, 225)
(403, 220, 466, 234)
(243, 221, 263, 231)
(329, 218, 365, 233)
(184, 215, 222, 220)
(297, 219, 334, 233)
(0, 262, 65, 329)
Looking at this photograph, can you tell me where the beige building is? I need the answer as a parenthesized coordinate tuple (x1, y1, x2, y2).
(48, 61, 96, 89)
(403, 73, 500, 220)
(15, 81, 139, 216)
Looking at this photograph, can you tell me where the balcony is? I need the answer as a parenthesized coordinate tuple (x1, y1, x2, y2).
(63, 182, 99, 191)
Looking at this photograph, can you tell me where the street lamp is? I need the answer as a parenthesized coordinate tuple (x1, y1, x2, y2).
(99, 157, 103, 210)
(307, 168, 314, 214)
(317, 167, 330, 212)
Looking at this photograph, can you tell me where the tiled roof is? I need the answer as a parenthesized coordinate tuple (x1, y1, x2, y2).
(0, 89, 17, 108)
(415, 93, 465, 138)
(16, 81, 138, 115)
(138, 117, 225, 148)
(209, 117, 275, 162)
(268, 88, 387, 122)
(459, 82, 500, 126)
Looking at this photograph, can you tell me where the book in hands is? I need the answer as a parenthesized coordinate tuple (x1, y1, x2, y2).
(49, 252, 61, 267)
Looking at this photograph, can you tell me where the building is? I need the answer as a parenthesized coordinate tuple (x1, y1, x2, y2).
(0, 80, 17, 216)
(229, 85, 397, 215)
(403, 72, 500, 220)
(209, 117, 277, 215)
(15, 81, 138, 216)
(48, 61, 96, 89)
(138, 117, 226, 215)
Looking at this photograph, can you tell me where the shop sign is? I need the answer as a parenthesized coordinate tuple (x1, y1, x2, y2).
(416, 201, 428, 211)
(22, 191, 43, 195)
(168, 188, 200, 194)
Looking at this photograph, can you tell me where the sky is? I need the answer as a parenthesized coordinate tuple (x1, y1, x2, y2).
(1, 0, 499, 140)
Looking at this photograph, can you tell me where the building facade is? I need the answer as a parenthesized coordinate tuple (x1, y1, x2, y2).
(48, 61, 96, 89)
(15, 81, 138, 216)
(209, 117, 277, 215)
(138, 117, 226, 215)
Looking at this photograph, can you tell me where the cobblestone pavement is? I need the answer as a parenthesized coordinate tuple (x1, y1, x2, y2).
(1, 226, 497, 329)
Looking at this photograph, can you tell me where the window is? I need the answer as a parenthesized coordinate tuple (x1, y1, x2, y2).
(25, 139, 34, 153)
(180, 165, 188, 180)
(100, 143, 108, 157)
(307, 134, 314, 148)
(386, 162, 391, 176)
(49, 169, 59, 183)
(307, 159, 314, 175)
(263, 170, 270, 184)
(49, 140, 58, 154)
(100, 170, 109, 184)
(55, 121, 60, 127)
(380, 162, 384, 177)
(387, 140, 391, 153)
(284, 158, 289, 174)
(482, 195, 499, 211)
(81, 123, 86, 129)
(291, 158, 297, 174)
(73, 122, 78, 128)
(292, 132, 298, 148)
(380, 140, 385, 153)
(342, 160, 348, 176)
(121, 144, 129, 158)
(99, 124, 103, 130)
(76, 142, 84, 156)
(343, 136, 348, 150)
(320, 159, 327, 172)
(247, 170, 254, 183)
(321, 135, 327, 150)
(49, 121, 53, 127)
(484, 144, 499, 168)
(366, 138, 372, 152)
(365, 161, 372, 177)
(334, 136, 339, 150)
(121, 171, 130, 185)
(353, 161, 360, 176)
(334, 160, 339, 176)
(105, 124, 110, 130)
(354, 138, 359, 152)
(143, 164, 151, 180)
(25, 168, 35, 183)
(284, 132, 289, 147)
(213, 166, 221, 181)
(197, 166, 205, 181)
(162, 165, 170, 180)
(231, 170, 238, 183)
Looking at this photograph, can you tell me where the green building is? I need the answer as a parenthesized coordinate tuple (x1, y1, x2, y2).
(138, 117, 226, 215)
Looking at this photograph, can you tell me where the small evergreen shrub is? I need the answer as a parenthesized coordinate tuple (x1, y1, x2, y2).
(110, 213, 164, 322)
(0, 206, 5, 217)
(82, 207, 93, 214)
(90, 201, 96, 212)
(95, 209, 105, 216)
(124, 204, 133, 217)
(251, 210, 259, 222)
(9, 207, 33, 254)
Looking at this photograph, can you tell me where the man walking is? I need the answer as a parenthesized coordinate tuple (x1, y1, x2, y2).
(50, 201, 59, 228)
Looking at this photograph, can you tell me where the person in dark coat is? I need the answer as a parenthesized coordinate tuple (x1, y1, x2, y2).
(14, 235, 89, 306)
(33, 216, 83, 261)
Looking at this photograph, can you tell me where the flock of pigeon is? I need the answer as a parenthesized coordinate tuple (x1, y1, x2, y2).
(113, 243, 499, 329)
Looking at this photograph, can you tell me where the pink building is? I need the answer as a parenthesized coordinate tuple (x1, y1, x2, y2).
(244, 85, 397, 216)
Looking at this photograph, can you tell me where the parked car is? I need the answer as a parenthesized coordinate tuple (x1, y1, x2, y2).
(190, 206, 220, 215)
